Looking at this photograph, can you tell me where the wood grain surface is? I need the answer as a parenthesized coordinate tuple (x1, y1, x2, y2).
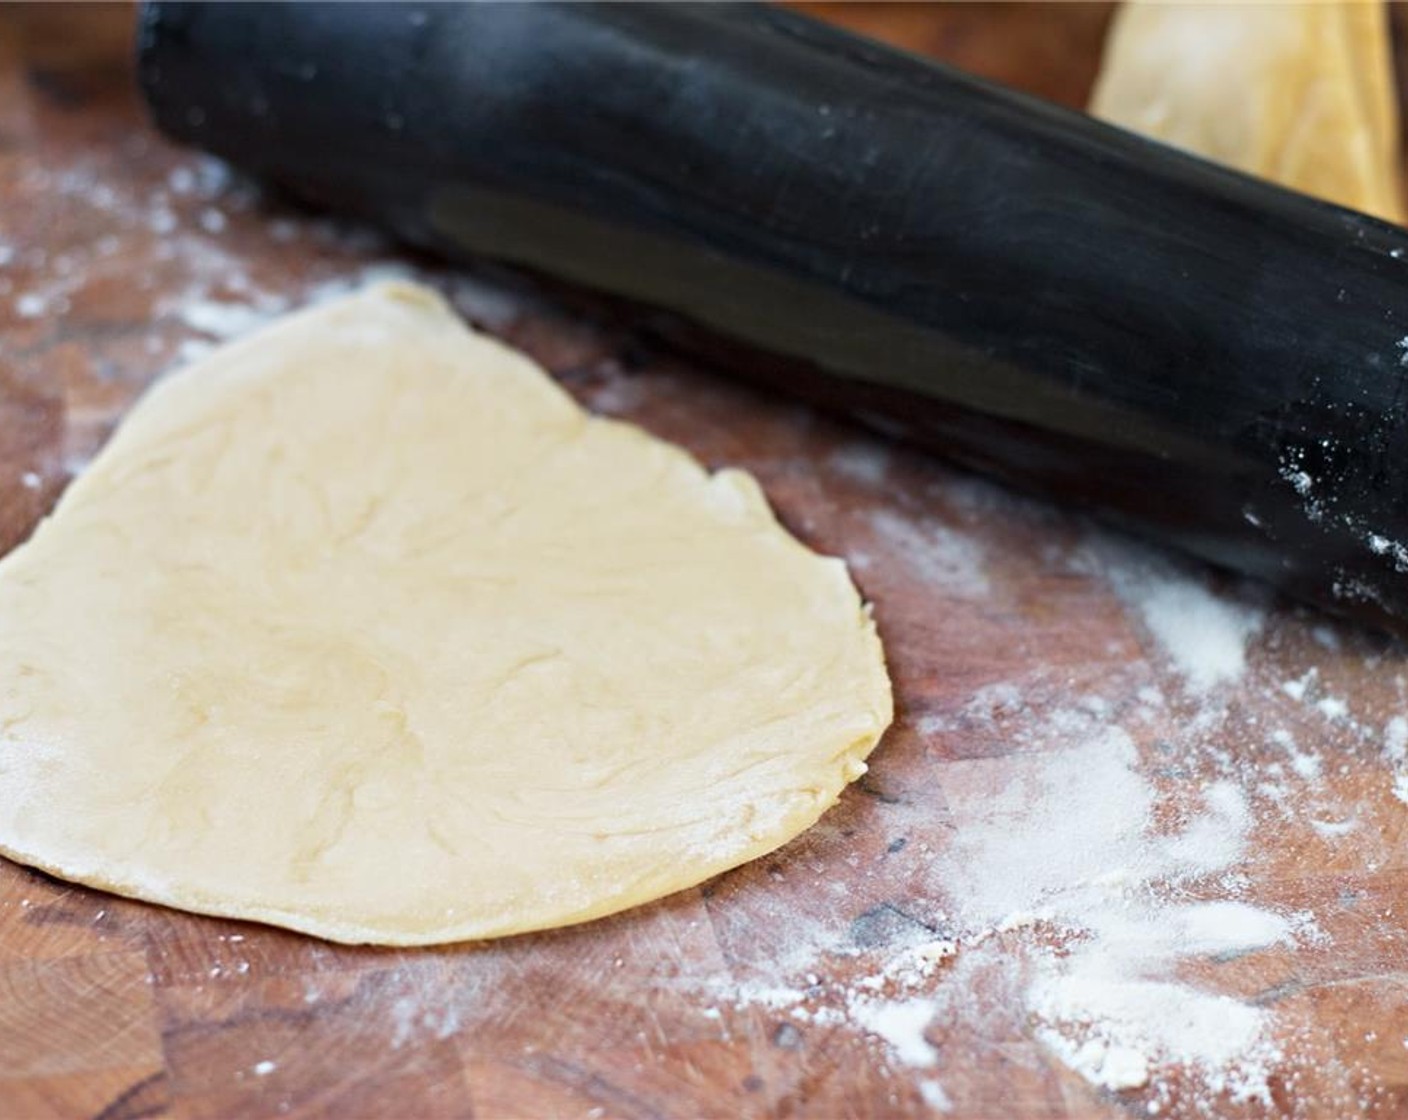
(3, 4, 1408, 1119)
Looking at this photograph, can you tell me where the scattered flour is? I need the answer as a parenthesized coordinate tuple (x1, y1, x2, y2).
(1386, 717, 1408, 763)
(14, 293, 46, 319)
(1283, 669, 1316, 702)
(180, 299, 277, 340)
(869, 508, 989, 598)
(703, 693, 1312, 1112)
(1386, 718, 1408, 807)
(1095, 543, 1264, 691)
(389, 992, 463, 1050)
(1036, 1029, 1151, 1091)
(1309, 817, 1357, 838)
(846, 998, 937, 1068)
(585, 375, 649, 417)
(830, 442, 890, 486)
(1272, 728, 1322, 780)
(935, 723, 1288, 1098)
(16, 149, 523, 390)
(917, 1079, 953, 1112)
(177, 338, 216, 364)
(1316, 695, 1350, 721)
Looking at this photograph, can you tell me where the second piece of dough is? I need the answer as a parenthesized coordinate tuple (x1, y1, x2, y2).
(1091, 1, 1403, 223)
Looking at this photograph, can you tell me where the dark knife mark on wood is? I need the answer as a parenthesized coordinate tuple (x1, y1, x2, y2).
(90, 1071, 169, 1120)
(848, 901, 948, 949)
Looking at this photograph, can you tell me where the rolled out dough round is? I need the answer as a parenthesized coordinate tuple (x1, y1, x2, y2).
(0, 282, 891, 944)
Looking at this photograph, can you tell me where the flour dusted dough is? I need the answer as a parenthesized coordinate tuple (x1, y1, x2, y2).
(0, 283, 891, 944)
(1092, 1, 1403, 223)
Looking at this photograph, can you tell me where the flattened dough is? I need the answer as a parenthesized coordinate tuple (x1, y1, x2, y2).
(1092, 1, 1403, 223)
(0, 283, 891, 944)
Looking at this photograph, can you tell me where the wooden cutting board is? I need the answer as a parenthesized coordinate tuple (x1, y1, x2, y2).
(2, 5, 1407, 1119)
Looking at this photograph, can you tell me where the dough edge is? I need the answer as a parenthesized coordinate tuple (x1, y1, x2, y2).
(0, 281, 893, 946)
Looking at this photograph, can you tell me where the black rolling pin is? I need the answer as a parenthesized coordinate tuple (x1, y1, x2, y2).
(139, 1, 1408, 636)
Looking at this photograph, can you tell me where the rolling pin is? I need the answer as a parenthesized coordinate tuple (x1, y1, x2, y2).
(138, 2, 1408, 637)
